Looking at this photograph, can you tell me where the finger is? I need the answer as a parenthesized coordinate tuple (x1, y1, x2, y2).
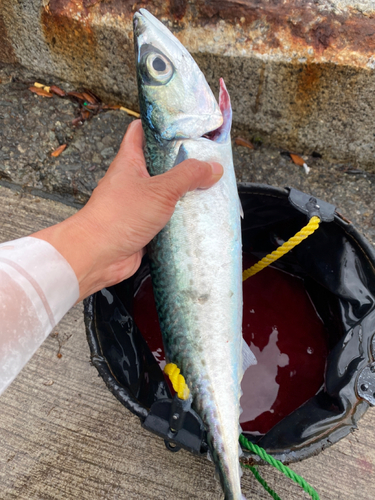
(110, 120, 148, 177)
(154, 159, 223, 202)
(119, 119, 144, 152)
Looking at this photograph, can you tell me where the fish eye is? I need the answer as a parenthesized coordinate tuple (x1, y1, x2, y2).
(145, 53, 173, 84)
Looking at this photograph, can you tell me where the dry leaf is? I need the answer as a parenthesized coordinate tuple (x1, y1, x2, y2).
(81, 109, 90, 120)
(120, 106, 140, 118)
(51, 144, 67, 157)
(50, 85, 66, 97)
(84, 103, 99, 111)
(29, 86, 53, 98)
(67, 91, 85, 100)
(84, 89, 101, 102)
(235, 137, 254, 149)
(82, 92, 97, 104)
(290, 153, 305, 166)
(71, 117, 83, 126)
(290, 153, 310, 175)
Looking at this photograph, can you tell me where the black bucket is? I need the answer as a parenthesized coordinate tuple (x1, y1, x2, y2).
(84, 183, 375, 464)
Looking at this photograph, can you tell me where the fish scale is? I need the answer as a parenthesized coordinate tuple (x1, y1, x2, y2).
(134, 9, 245, 499)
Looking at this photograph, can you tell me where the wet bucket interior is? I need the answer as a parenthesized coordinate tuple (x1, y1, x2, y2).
(133, 253, 328, 437)
(84, 183, 375, 463)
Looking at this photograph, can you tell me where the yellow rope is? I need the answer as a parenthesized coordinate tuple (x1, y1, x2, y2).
(164, 363, 190, 400)
(243, 216, 321, 281)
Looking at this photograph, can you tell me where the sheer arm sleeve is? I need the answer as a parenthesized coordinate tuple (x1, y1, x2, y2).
(0, 237, 79, 395)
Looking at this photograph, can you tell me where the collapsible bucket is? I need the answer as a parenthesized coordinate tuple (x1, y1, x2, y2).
(84, 183, 375, 464)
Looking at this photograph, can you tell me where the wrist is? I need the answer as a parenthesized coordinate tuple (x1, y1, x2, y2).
(32, 210, 103, 302)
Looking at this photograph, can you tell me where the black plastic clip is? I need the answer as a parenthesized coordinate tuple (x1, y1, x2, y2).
(357, 333, 375, 407)
(357, 361, 375, 407)
(142, 395, 207, 455)
(288, 188, 336, 222)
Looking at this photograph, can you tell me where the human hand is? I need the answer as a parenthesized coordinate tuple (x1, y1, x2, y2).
(33, 120, 223, 301)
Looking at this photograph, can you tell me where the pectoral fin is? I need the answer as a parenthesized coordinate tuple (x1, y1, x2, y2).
(242, 338, 257, 372)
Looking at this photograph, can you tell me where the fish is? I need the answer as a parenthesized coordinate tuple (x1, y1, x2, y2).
(134, 9, 245, 499)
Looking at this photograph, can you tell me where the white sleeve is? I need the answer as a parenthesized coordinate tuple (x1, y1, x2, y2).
(0, 236, 79, 395)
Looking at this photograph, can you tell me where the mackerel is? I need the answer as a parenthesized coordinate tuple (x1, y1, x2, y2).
(134, 9, 245, 499)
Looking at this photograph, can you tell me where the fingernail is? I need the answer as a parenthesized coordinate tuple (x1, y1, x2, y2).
(209, 161, 223, 177)
(128, 119, 141, 130)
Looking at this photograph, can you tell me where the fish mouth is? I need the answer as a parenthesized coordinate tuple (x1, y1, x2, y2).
(203, 78, 232, 143)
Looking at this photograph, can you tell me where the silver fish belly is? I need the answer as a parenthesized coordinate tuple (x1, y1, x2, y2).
(134, 9, 244, 499)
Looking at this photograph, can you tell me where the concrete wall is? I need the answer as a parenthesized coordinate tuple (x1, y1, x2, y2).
(1, 1, 375, 170)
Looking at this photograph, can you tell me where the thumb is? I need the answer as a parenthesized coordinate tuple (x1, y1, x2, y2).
(155, 159, 224, 201)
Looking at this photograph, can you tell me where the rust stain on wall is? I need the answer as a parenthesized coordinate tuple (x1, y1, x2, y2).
(36, 0, 375, 81)
(251, 62, 266, 115)
(82, 0, 100, 7)
(39, 0, 195, 73)
(169, 0, 188, 20)
(40, 0, 375, 60)
(283, 62, 325, 149)
(194, 0, 375, 55)
(41, 1, 97, 62)
(92, 0, 187, 21)
(0, 13, 17, 63)
(296, 64, 322, 103)
(41, 0, 189, 51)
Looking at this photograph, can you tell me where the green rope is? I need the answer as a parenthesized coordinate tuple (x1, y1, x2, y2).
(241, 463, 281, 500)
(240, 434, 320, 500)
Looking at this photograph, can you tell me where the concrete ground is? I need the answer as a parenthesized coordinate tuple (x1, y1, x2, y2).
(0, 63, 375, 499)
